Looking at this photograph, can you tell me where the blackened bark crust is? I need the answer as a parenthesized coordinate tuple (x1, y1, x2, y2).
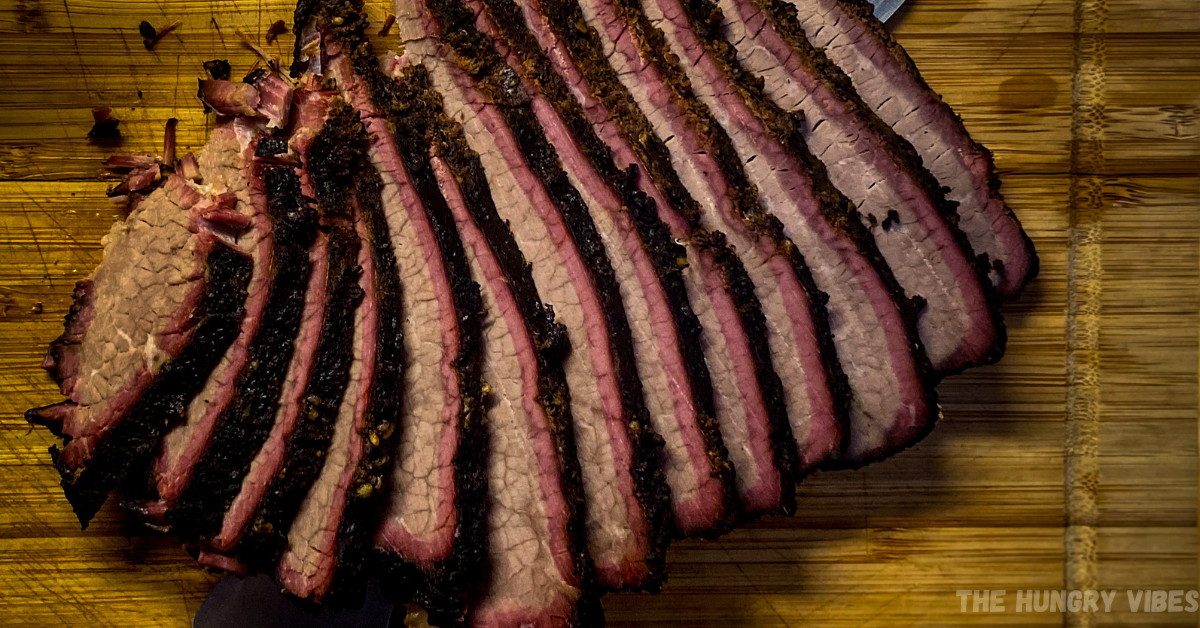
(169, 160, 318, 543)
(483, 0, 720, 572)
(41, 242, 253, 527)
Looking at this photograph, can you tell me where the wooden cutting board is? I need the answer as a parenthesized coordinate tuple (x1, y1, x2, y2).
(0, 0, 1196, 626)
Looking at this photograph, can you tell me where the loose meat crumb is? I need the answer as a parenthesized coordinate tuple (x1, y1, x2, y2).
(266, 20, 288, 43)
(204, 59, 232, 81)
(142, 21, 180, 50)
(87, 107, 121, 145)
(377, 14, 396, 36)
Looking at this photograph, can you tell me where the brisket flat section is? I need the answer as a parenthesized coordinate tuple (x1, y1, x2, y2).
(149, 121, 273, 514)
(234, 167, 364, 571)
(27, 182, 253, 525)
(200, 85, 337, 559)
(786, 0, 1038, 300)
(397, 0, 610, 623)
(293, 0, 487, 609)
(604, 0, 938, 463)
(399, 0, 667, 605)
(28, 228, 249, 528)
(470, 0, 730, 550)
(274, 103, 403, 602)
(697, 0, 1003, 374)
(167, 157, 318, 542)
(404, 61, 601, 628)
(516, 0, 801, 517)
(576, 0, 849, 472)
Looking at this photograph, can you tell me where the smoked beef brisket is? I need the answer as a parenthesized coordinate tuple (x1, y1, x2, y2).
(689, 0, 1004, 374)
(398, 0, 673, 604)
(23, 0, 1038, 622)
(167, 146, 319, 544)
(784, 0, 1038, 300)
(575, 0, 853, 471)
(617, 0, 940, 463)
(28, 179, 253, 526)
(508, 0, 804, 517)
(291, 0, 490, 612)
(405, 61, 603, 627)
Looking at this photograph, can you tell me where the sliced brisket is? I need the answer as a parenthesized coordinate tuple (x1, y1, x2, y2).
(687, 0, 1003, 374)
(148, 117, 307, 523)
(233, 213, 363, 571)
(412, 60, 602, 627)
(576, 0, 850, 471)
(515, 0, 801, 517)
(470, 0, 732, 552)
(27, 178, 253, 526)
(637, 0, 940, 462)
(198, 85, 337, 559)
(785, 0, 1038, 300)
(293, 0, 489, 609)
(399, 0, 675, 602)
(168, 157, 319, 544)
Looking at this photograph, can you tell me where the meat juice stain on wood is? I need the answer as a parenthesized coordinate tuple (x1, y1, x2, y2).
(1, 1, 1199, 627)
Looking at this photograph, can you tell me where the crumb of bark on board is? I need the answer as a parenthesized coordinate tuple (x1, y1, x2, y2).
(163, 118, 178, 168)
(378, 14, 396, 36)
(142, 20, 181, 50)
(266, 20, 288, 43)
(204, 59, 232, 81)
(87, 107, 121, 146)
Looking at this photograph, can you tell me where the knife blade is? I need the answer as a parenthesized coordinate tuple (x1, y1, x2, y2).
(873, 0, 906, 21)
(868, 0, 902, 21)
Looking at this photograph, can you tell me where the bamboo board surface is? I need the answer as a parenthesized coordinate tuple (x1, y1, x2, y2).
(0, 0, 1196, 626)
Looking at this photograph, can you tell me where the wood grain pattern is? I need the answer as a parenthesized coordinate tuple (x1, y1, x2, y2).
(0, 0, 1196, 627)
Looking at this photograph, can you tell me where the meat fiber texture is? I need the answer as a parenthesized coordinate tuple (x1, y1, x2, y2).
(276, 201, 378, 601)
(395, 0, 609, 624)
(397, 0, 676, 601)
(505, 0, 803, 518)
(27, 169, 254, 526)
(430, 102, 599, 628)
(572, 0, 848, 471)
(508, 0, 803, 519)
(696, 0, 1003, 374)
(200, 86, 336, 558)
(168, 159, 320, 551)
(784, 0, 1038, 300)
(466, 0, 732, 554)
(291, 0, 489, 610)
(148, 120, 274, 517)
(600, 0, 939, 463)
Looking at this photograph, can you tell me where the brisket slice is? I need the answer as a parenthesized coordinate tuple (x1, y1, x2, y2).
(579, 0, 850, 471)
(691, 0, 1003, 374)
(412, 60, 602, 628)
(607, 0, 939, 463)
(167, 157, 319, 542)
(233, 185, 364, 570)
(637, 0, 937, 462)
(198, 85, 337, 559)
(27, 180, 253, 526)
(272, 102, 407, 603)
(147, 122, 271, 514)
(786, 0, 1038, 300)
(295, 0, 489, 609)
(470, 0, 731, 549)
(517, 0, 800, 517)
(400, 0, 669, 602)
